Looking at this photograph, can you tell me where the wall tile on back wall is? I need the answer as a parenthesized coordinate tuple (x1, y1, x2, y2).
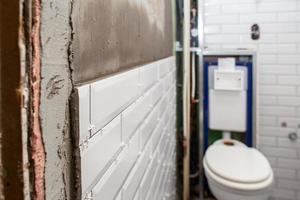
(204, 0, 300, 198)
(278, 55, 300, 65)
(259, 85, 297, 96)
(260, 65, 297, 75)
(222, 4, 256, 14)
(259, 75, 277, 85)
(205, 14, 239, 24)
(278, 12, 300, 22)
(259, 116, 277, 126)
(260, 106, 297, 117)
(240, 13, 277, 23)
(278, 96, 300, 106)
(257, 2, 297, 12)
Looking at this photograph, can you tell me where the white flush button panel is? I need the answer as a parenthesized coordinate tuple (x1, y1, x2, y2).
(209, 58, 247, 132)
(214, 70, 245, 91)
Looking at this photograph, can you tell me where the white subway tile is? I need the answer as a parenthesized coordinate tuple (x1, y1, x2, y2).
(259, 126, 297, 138)
(259, 55, 277, 64)
(257, 2, 297, 12)
(81, 116, 122, 194)
(260, 147, 298, 158)
(259, 85, 297, 95)
(259, 75, 277, 84)
(222, 4, 256, 14)
(278, 180, 300, 190)
(277, 117, 300, 128)
(278, 12, 300, 22)
(273, 168, 297, 179)
(259, 95, 277, 105)
(259, 136, 277, 146)
(278, 138, 300, 149)
(241, 34, 276, 44)
(205, 4, 221, 16)
(77, 85, 90, 144)
(278, 158, 300, 169)
(260, 106, 297, 117)
(91, 69, 139, 133)
(278, 55, 300, 65)
(259, 116, 277, 126)
(222, 24, 249, 33)
(205, 15, 239, 24)
(206, 34, 241, 44)
(240, 13, 277, 23)
(260, 23, 297, 33)
(277, 44, 298, 54)
(151, 82, 164, 106)
(122, 145, 151, 200)
(204, 25, 221, 34)
(278, 33, 300, 43)
(122, 94, 152, 143)
(272, 188, 296, 200)
(278, 96, 300, 106)
(140, 62, 158, 92)
(92, 132, 139, 200)
(260, 65, 297, 75)
(258, 44, 277, 54)
(140, 107, 159, 149)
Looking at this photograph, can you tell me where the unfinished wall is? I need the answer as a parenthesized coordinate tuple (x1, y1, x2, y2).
(72, 0, 173, 84)
(76, 57, 176, 200)
(37, 0, 174, 199)
(40, 0, 73, 199)
(203, 0, 300, 199)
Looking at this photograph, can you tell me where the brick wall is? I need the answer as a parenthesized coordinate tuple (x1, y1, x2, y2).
(203, 0, 300, 199)
(76, 57, 177, 200)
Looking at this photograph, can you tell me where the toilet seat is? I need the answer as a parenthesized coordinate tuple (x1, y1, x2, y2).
(204, 140, 274, 191)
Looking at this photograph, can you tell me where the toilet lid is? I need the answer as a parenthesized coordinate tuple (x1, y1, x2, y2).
(205, 145, 272, 183)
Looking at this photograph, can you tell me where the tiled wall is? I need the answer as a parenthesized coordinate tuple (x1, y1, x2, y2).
(76, 57, 177, 200)
(203, 0, 300, 199)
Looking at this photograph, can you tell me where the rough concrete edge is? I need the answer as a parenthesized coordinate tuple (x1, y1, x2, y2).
(68, 0, 81, 199)
(30, 0, 46, 199)
(69, 89, 82, 200)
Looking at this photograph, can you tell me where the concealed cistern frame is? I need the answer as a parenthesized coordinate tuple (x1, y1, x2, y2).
(198, 50, 257, 200)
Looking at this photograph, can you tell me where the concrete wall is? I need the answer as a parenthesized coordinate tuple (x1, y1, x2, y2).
(72, 0, 173, 84)
(76, 57, 176, 200)
(203, 0, 300, 199)
(38, 0, 174, 199)
(40, 0, 73, 199)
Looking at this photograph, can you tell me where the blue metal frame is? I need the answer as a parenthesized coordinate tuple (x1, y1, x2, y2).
(203, 58, 254, 150)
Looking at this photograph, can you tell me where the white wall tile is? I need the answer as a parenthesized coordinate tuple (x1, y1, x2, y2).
(122, 92, 152, 143)
(81, 116, 122, 194)
(77, 85, 90, 144)
(91, 69, 139, 133)
(92, 132, 139, 200)
(79, 56, 176, 199)
(140, 62, 158, 92)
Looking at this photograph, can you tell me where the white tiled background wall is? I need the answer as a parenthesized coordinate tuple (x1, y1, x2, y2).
(204, 0, 300, 199)
(77, 57, 177, 200)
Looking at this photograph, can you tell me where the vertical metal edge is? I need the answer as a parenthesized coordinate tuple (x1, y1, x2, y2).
(198, 0, 205, 199)
(252, 52, 258, 148)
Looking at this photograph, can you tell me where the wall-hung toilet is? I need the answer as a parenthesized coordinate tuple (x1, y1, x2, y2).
(203, 139, 274, 200)
(203, 57, 274, 200)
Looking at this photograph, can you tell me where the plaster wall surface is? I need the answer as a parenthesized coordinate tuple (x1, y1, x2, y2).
(203, 0, 300, 199)
(40, 0, 73, 199)
(72, 0, 173, 84)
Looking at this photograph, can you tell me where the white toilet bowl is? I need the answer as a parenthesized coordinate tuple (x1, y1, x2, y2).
(203, 139, 274, 200)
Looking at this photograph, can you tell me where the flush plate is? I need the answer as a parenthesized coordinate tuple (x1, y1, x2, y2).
(214, 69, 245, 91)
